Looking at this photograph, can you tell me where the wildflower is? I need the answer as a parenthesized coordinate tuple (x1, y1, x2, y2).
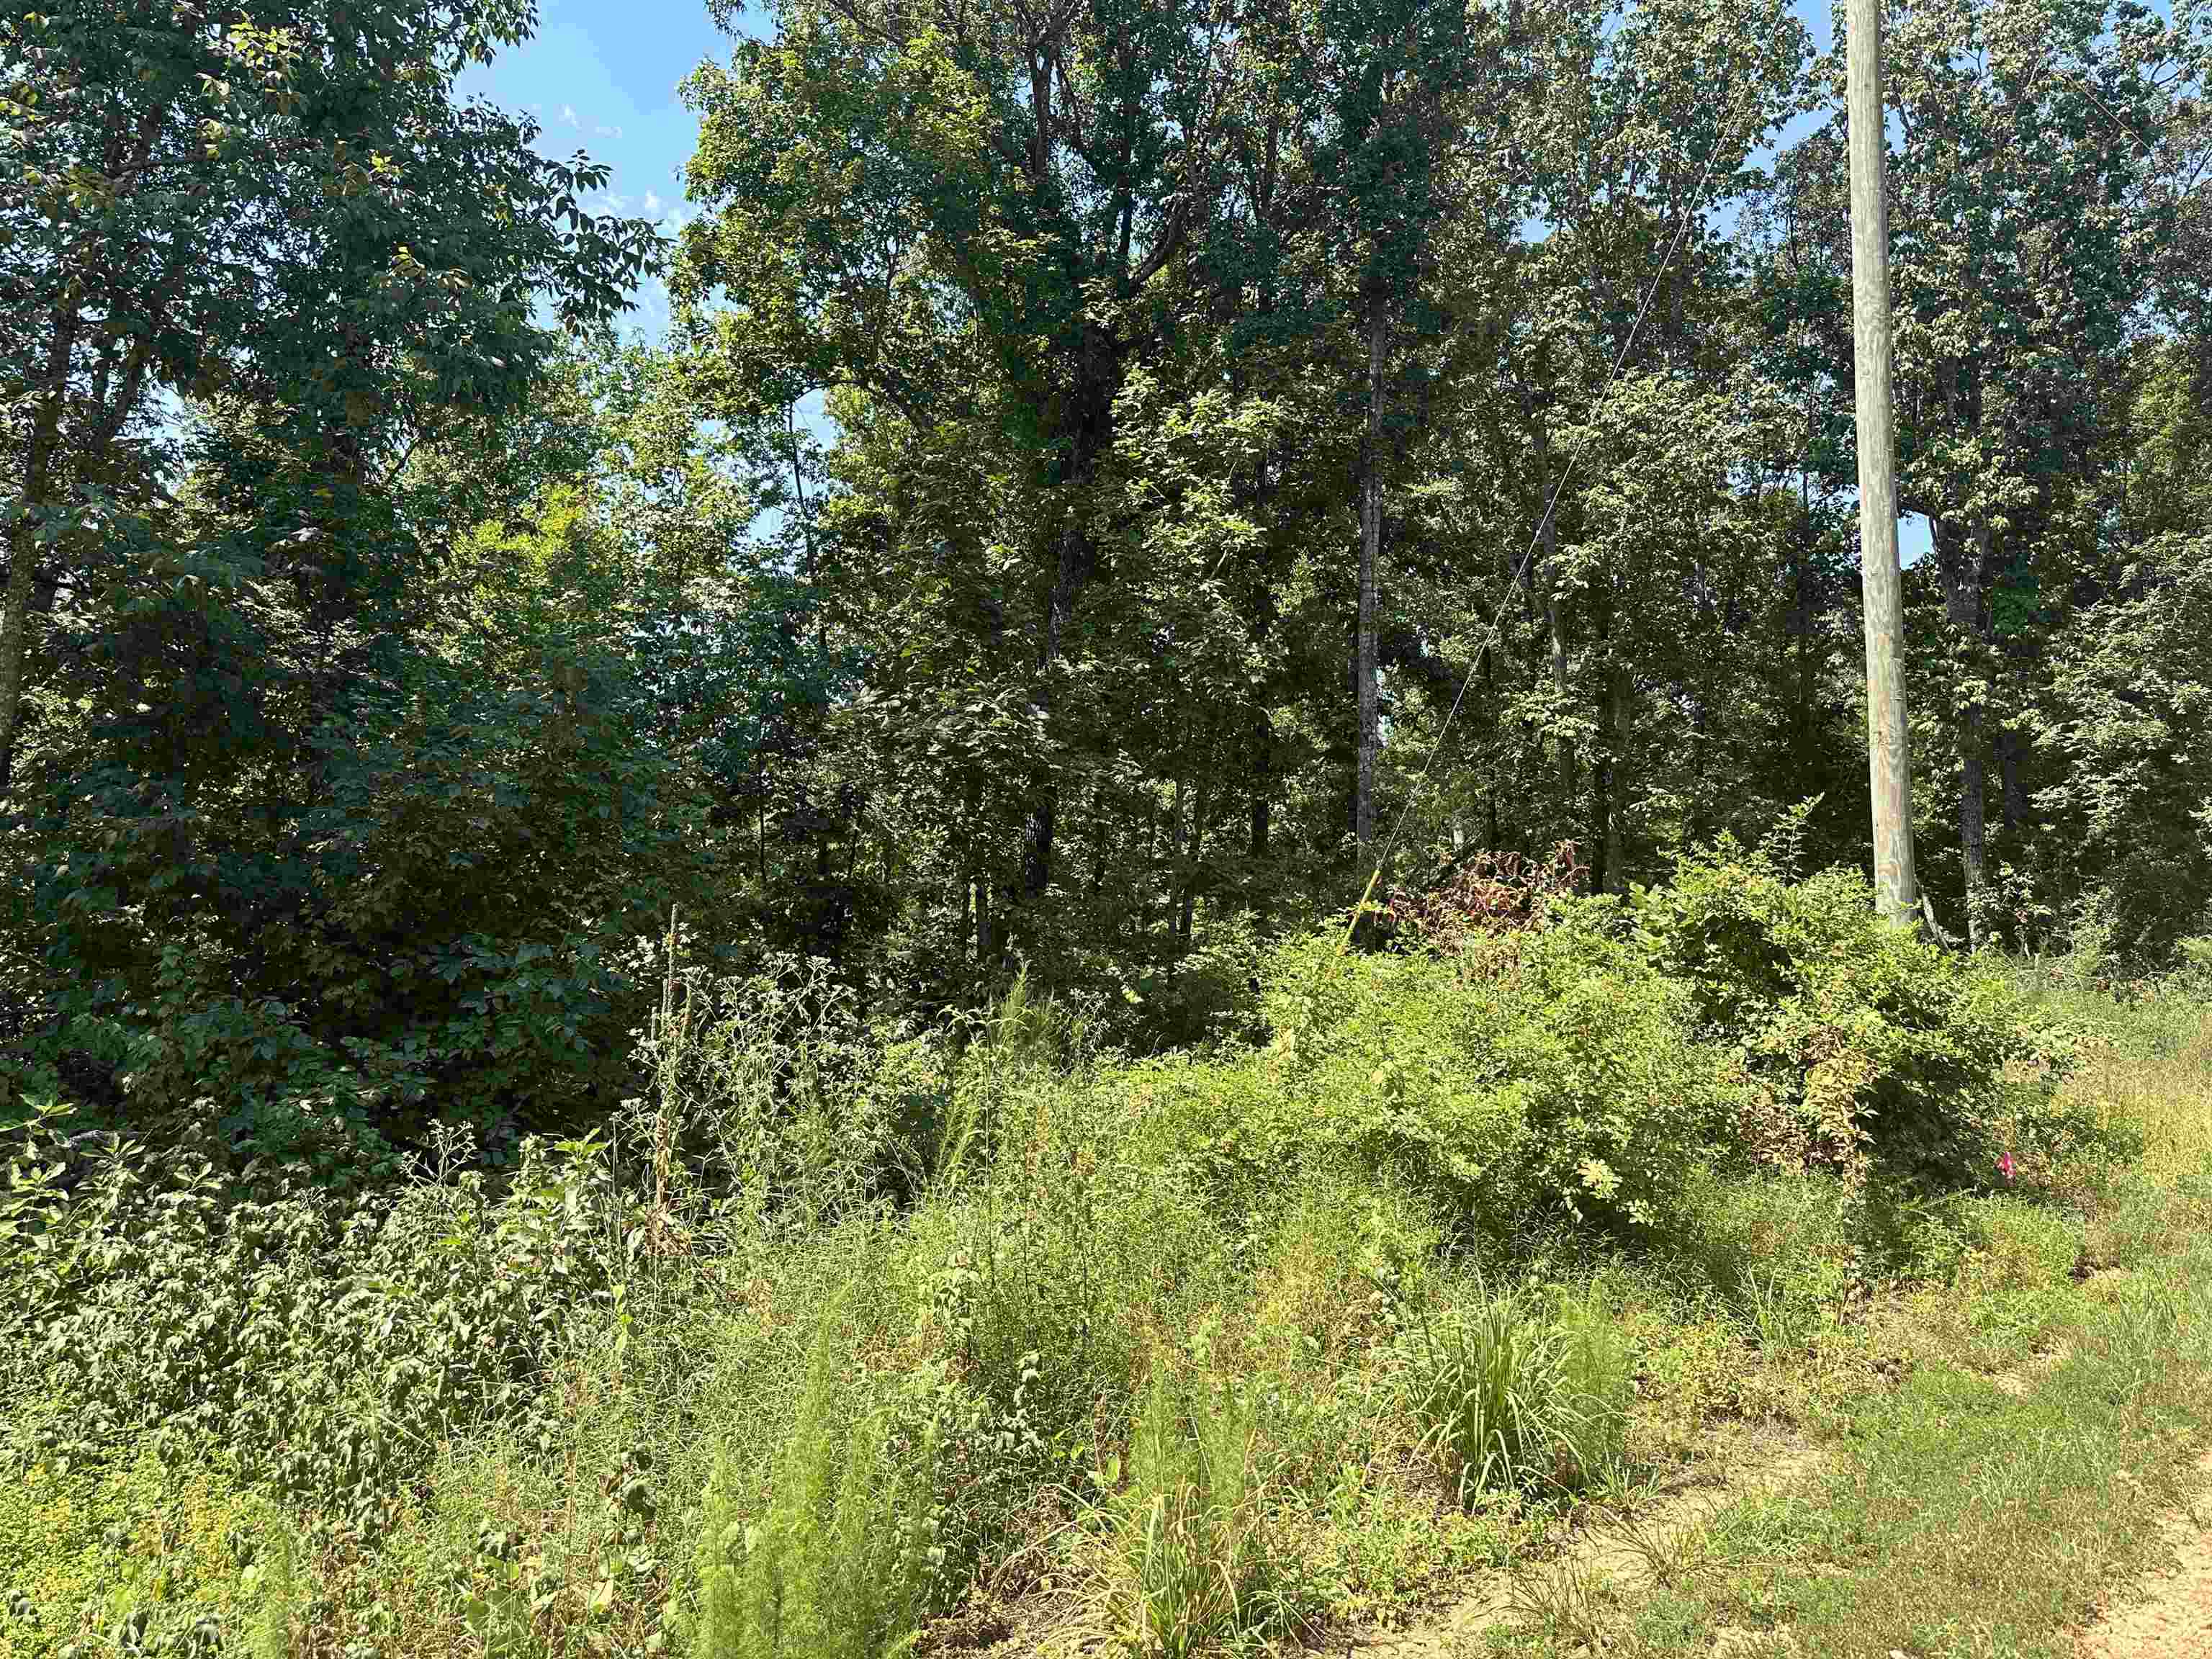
(1998, 1151, 2016, 1183)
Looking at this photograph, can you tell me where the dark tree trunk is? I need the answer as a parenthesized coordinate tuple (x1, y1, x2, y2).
(1355, 307, 1383, 859)
(1249, 709, 1272, 861)
(1936, 516, 1993, 945)
(1539, 426, 1575, 814)
(0, 295, 81, 798)
(1020, 331, 1118, 904)
(1996, 724, 2029, 833)
(1178, 778, 1207, 944)
(1602, 661, 1630, 891)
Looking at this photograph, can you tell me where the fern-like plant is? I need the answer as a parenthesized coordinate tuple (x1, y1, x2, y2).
(693, 1302, 938, 1659)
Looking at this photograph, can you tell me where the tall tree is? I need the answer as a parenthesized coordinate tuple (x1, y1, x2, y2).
(1295, 0, 1476, 865)
(675, 0, 1255, 940)
(1, 0, 659, 1128)
(0, 0, 652, 799)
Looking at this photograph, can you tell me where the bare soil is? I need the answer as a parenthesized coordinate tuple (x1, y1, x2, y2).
(1345, 1424, 1823, 1658)
(2074, 1449, 2212, 1659)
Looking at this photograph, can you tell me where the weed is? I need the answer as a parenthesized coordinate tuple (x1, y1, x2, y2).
(1599, 1501, 1712, 1592)
(1553, 1284, 1635, 1493)
(1676, 1169, 1856, 1349)
(1087, 1359, 1290, 1658)
(1400, 1273, 1632, 1506)
(1505, 1553, 1614, 1651)
(7, 855, 2207, 1659)
(691, 1293, 939, 1659)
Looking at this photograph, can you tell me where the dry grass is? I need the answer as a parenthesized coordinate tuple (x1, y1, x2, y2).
(2096, 1003, 2212, 1187)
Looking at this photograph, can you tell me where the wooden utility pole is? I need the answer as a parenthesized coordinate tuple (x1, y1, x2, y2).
(1356, 307, 1382, 863)
(1845, 0, 1920, 926)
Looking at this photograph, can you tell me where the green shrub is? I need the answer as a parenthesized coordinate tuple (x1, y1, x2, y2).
(0, 1114, 625, 1529)
(1113, 833, 2085, 1249)
(1487, 909, 1750, 1228)
(2176, 934, 2212, 994)
(1632, 832, 2071, 1187)
(1135, 920, 1743, 1237)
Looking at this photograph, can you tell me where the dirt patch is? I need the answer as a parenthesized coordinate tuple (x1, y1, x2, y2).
(2074, 1449, 2212, 1659)
(1344, 1424, 1825, 1657)
(1992, 1340, 2074, 1400)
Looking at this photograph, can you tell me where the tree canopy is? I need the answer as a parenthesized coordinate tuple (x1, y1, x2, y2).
(4, 0, 2209, 1145)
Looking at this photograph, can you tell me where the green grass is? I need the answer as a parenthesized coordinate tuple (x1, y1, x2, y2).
(1483, 1240, 2212, 1658)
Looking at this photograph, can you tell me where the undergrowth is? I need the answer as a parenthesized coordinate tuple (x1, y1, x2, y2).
(0, 838, 2190, 1659)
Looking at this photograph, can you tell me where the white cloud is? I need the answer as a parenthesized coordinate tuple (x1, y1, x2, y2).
(595, 122, 625, 139)
(643, 190, 663, 215)
(606, 193, 631, 212)
(560, 103, 578, 125)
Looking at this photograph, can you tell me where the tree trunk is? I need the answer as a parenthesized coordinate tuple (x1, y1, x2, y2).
(1538, 426, 1575, 813)
(1602, 660, 1630, 891)
(1021, 341, 1115, 904)
(0, 295, 83, 799)
(1168, 771, 1186, 943)
(1996, 724, 2029, 833)
(962, 767, 992, 968)
(1957, 733, 1989, 945)
(1355, 307, 1383, 860)
(1588, 745, 1610, 896)
(1178, 778, 1207, 945)
(1938, 518, 1992, 946)
(0, 517, 42, 801)
(1792, 478, 1817, 760)
(1249, 710, 1272, 862)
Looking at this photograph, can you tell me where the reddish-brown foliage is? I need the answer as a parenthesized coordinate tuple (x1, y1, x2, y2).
(1385, 842, 1589, 954)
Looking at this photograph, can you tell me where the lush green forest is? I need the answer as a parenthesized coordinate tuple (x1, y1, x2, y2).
(4, 0, 2209, 1144)
(5, 1, 2212, 1656)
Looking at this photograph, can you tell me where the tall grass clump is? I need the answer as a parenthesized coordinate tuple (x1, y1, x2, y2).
(1552, 1284, 1634, 1489)
(691, 1295, 940, 1659)
(1092, 1357, 1293, 1658)
(1398, 1274, 1632, 1506)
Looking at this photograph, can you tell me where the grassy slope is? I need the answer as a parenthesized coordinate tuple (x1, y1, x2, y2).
(1483, 983, 2212, 1659)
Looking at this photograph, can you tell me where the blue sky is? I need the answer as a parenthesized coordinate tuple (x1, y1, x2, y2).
(454, 0, 765, 339)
